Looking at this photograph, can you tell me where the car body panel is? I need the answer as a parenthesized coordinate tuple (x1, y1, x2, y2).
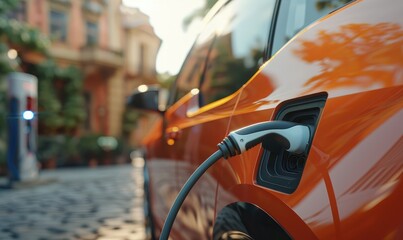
(215, 0, 403, 239)
(143, 0, 403, 239)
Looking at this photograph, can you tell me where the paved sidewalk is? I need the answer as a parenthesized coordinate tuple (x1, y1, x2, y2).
(0, 161, 147, 240)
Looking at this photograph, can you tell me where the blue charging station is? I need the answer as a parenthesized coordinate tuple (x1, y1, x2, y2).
(7, 72, 38, 182)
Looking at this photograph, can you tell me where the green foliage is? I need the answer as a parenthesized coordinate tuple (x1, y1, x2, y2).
(0, 133, 6, 165)
(78, 133, 103, 160)
(30, 61, 62, 132)
(0, 84, 10, 173)
(0, 144, 4, 170)
(112, 137, 125, 156)
(60, 66, 86, 129)
(0, 0, 50, 78)
(0, 43, 19, 74)
(30, 60, 86, 133)
(0, 19, 50, 53)
(0, 0, 20, 15)
(37, 135, 84, 167)
(0, 48, 10, 168)
(57, 136, 81, 166)
(0, 0, 50, 54)
(37, 135, 64, 163)
(37, 134, 127, 167)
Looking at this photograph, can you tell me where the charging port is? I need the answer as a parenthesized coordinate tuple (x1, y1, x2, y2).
(257, 95, 326, 194)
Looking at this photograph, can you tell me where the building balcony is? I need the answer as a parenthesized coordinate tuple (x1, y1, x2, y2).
(49, 44, 123, 69)
(80, 45, 123, 69)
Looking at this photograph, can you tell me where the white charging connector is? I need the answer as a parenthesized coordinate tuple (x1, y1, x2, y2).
(218, 121, 311, 159)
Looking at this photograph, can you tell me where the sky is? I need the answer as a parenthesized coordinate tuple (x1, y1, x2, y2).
(122, 0, 205, 75)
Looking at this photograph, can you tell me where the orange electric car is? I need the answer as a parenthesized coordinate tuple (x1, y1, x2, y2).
(128, 0, 403, 239)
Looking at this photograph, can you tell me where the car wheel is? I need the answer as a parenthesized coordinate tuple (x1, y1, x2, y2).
(213, 202, 291, 240)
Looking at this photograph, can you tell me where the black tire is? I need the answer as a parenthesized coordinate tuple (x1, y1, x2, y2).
(214, 205, 251, 240)
(213, 202, 291, 240)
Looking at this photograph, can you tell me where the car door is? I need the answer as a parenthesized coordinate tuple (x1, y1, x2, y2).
(145, 0, 278, 239)
(213, 0, 403, 239)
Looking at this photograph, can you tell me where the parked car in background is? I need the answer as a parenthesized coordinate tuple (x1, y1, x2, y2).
(129, 0, 403, 239)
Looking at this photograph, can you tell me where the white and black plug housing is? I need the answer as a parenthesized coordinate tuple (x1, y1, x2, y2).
(218, 121, 311, 159)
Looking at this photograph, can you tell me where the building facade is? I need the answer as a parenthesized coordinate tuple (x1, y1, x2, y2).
(15, 0, 160, 136)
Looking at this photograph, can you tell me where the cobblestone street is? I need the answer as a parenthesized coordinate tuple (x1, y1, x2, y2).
(0, 160, 147, 240)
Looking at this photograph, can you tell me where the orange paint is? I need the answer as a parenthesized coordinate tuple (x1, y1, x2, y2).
(140, 0, 403, 239)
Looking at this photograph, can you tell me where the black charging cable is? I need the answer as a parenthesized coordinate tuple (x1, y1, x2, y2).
(159, 121, 311, 240)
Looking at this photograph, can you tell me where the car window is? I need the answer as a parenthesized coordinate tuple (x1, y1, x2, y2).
(271, 0, 354, 55)
(172, 0, 276, 106)
(200, 0, 276, 106)
(172, 5, 219, 104)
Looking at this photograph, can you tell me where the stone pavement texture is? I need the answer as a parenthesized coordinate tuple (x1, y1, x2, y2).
(0, 161, 148, 240)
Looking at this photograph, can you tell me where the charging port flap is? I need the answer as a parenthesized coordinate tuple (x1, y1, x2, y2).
(257, 95, 327, 194)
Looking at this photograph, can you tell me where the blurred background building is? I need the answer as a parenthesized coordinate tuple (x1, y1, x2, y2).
(0, 0, 160, 169)
(19, 0, 160, 135)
